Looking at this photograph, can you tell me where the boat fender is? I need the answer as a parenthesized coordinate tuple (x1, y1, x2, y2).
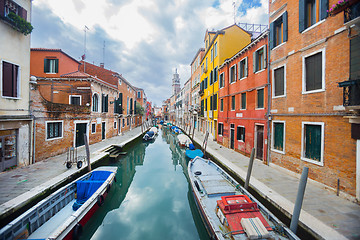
(194, 180, 201, 192)
(97, 195, 104, 206)
(106, 184, 111, 193)
(73, 223, 83, 240)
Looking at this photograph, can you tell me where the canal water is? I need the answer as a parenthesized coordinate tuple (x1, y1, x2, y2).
(80, 127, 209, 240)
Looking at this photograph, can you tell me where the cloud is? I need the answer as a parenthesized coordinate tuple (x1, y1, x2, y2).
(31, 0, 269, 106)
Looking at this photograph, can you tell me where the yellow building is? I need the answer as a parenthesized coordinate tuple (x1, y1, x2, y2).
(199, 24, 251, 139)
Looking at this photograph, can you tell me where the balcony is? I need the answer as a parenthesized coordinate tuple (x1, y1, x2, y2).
(338, 79, 360, 110)
(344, 1, 360, 25)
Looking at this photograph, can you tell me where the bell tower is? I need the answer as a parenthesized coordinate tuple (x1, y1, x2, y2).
(172, 68, 180, 96)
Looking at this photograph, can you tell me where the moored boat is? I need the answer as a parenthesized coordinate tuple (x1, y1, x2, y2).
(149, 126, 158, 135)
(188, 157, 299, 240)
(177, 133, 192, 147)
(0, 166, 117, 240)
(185, 149, 204, 159)
(143, 131, 156, 141)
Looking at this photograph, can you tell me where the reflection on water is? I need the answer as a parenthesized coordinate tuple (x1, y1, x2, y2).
(80, 128, 208, 240)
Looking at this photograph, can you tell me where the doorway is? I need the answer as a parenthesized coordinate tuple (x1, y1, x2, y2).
(255, 125, 264, 160)
(102, 122, 106, 140)
(230, 124, 235, 149)
(75, 123, 87, 147)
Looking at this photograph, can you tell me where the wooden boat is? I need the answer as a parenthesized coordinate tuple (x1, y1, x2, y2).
(177, 134, 192, 147)
(149, 126, 158, 135)
(188, 157, 299, 240)
(143, 131, 156, 141)
(0, 166, 117, 240)
(185, 149, 204, 159)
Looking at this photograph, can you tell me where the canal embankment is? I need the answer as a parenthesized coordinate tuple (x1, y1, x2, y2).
(188, 128, 360, 240)
(0, 126, 147, 228)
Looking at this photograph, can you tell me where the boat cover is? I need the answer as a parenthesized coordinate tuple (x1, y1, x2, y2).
(146, 131, 155, 137)
(186, 149, 204, 159)
(189, 143, 195, 150)
(72, 171, 111, 210)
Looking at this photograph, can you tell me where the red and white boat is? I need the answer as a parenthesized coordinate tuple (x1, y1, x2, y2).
(0, 166, 117, 240)
(188, 156, 299, 240)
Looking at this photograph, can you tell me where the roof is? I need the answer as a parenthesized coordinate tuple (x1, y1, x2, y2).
(31, 48, 81, 64)
(61, 71, 89, 78)
(190, 48, 205, 65)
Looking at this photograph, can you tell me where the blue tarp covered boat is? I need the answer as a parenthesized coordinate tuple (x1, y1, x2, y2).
(143, 131, 155, 141)
(185, 149, 204, 159)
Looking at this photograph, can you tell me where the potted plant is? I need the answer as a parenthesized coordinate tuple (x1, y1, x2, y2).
(6, 11, 33, 35)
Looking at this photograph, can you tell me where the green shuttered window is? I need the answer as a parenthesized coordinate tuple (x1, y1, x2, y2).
(273, 122, 284, 151)
(304, 124, 322, 162)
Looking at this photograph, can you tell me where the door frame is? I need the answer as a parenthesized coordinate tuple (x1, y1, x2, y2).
(230, 123, 235, 149)
(74, 120, 89, 148)
(254, 123, 265, 160)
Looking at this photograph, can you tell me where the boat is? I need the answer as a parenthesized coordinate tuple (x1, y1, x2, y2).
(143, 131, 156, 141)
(0, 166, 117, 240)
(188, 157, 299, 240)
(149, 126, 158, 135)
(185, 149, 204, 159)
(177, 133, 192, 147)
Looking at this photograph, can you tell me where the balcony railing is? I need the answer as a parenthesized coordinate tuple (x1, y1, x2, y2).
(344, 1, 360, 23)
(338, 79, 360, 108)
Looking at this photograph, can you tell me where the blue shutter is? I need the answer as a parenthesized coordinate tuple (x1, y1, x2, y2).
(299, 0, 306, 33)
(283, 11, 288, 42)
(269, 22, 275, 50)
(320, 0, 328, 20)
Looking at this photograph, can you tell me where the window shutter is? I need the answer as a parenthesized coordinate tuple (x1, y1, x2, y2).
(320, 0, 328, 20)
(253, 51, 257, 72)
(283, 11, 288, 42)
(105, 95, 108, 112)
(215, 67, 218, 82)
(13, 64, 18, 97)
(119, 93, 123, 114)
(263, 45, 267, 69)
(55, 59, 59, 73)
(134, 100, 136, 114)
(2, 62, 12, 97)
(299, 0, 306, 32)
(19, 7, 27, 20)
(269, 22, 275, 50)
(214, 94, 217, 110)
(44, 59, 49, 73)
(235, 64, 237, 80)
(243, 127, 245, 141)
(245, 57, 248, 77)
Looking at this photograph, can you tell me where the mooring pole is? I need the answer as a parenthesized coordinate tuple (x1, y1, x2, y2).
(84, 133, 91, 172)
(244, 147, 255, 190)
(290, 167, 309, 234)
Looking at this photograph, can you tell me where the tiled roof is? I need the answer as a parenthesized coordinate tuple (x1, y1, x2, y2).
(80, 61, 118, 86)
(61, 71, 89, 78)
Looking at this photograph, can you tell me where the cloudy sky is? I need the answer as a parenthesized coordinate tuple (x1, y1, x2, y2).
(31, 0, 268, 106)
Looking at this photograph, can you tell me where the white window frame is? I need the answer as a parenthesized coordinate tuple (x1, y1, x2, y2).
(220, 98, 224, 112)
(301, 121, 325, 166)
(214, 42, 218, 57)
(254, 45, 267, 74)
(46, 59, 57, 74)
(229, 64, 237, 84)
(271, 120, 286, 154)
(91, 123, 96, 134)
(272, 64, 286, 98)
(237, 125, 245, 142)
(45, 120, 64, 141)
(219, 72, 225, 89)
(302, 48, 326, 95)
(238, 57, 248, 80)
(114, 120, 117, 129)
(69, 95, 81, 105)
(218, 122, 224, 136)
(1, 59, 21, 99)
(92, 93, 100, 112)
(271, 12, 287, 51)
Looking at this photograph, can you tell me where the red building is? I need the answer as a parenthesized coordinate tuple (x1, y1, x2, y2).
(217, 32, 269, 162)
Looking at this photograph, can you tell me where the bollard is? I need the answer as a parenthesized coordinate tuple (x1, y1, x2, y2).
(244, 148, 255, 190)
(290, 167, 309, 234)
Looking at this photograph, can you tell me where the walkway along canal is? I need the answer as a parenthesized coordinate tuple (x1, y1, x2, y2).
(80, 127, 209, 240)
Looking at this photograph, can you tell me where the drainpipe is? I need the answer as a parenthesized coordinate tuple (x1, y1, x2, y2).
(266, 34, 271, 166)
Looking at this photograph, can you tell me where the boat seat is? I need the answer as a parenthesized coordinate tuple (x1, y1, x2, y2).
(241, 217, 270, 239)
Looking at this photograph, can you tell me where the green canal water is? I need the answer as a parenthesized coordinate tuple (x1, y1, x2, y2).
(80, 127, 209, 240)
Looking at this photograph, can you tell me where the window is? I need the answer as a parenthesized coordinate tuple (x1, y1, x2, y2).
(70, 95, 81, 105)
(44, 59, 59, 73)
(92, 94, 99, 112)
(219, 73, 225, 88)
(205, 98, 208, 111)
(213, 94, 217, 110)
(3, 0, 27, 20)
(253, 46, 267, 72)
(2, 61, 19, 98)
(272, 121, 285, 153)
(301, 122, 324, 165)
(102, 94, 108, 112)
(122, 119, 125, 127)
(239, 58, 248, 79)
(91, 123, 96, 133)
(211, 49, 214, 62)
(218, 123, 224, 136)
(211, 67, 218, 83)
(231, 96, 235, 110)
(220, 98, 224, 111)
(237, 126, 245, 141)
(210, 95, 213, 110)
(214, 42, 218, 57)
(270, 12, 288, 50)
(210, 70, 214, 85)
(204, 77, 208, 89)
(201, 99, 204, 116)
(46, 121, 63, 140)
(114, 121, 117, 129)
(299, 0, 328, 32)
(229, 64, 236, 84)
(127, 118, 129, 125)
(257, 89, 264, 109)
(241, 93, 246, 110)
(273, 66, 285, 97)
(303, 50, 325, 93)
(137, 91, 141, 98)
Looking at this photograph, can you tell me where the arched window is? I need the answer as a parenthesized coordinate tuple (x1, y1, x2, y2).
(92, 93, 99, 112)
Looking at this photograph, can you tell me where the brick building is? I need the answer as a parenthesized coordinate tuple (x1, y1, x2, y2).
(218, 31, 269, 162)
(269, 0, 360, 198)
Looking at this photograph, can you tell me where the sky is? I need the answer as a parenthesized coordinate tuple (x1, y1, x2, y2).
(31, 0, 268, 106)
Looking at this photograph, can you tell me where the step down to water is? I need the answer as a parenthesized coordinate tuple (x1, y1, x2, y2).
(109, 152, 127, 158)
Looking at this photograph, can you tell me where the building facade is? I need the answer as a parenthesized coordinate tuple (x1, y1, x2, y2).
(0, 0, 32, 170)
(269, 0, 360, 198)
(218, 31, 269, 162)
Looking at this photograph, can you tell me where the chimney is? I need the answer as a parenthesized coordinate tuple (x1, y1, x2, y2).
(100, 63, 104, 68)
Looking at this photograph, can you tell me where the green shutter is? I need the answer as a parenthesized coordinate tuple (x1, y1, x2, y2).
(55, 59, 59, 73)
(274, 123, 284, 151)
(320, 0, 328, 20)
(283, 11, 288, 42)
(269, 22, 275, 50)
(263, 45, 267, 69)
(258, 89, 264, 108)
(299, 0, 306, 32)
(44, 59, 49, 73)
(305, 125, 321, 161)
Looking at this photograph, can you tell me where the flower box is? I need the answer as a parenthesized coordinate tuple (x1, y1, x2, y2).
(328, 0, 360, 16)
